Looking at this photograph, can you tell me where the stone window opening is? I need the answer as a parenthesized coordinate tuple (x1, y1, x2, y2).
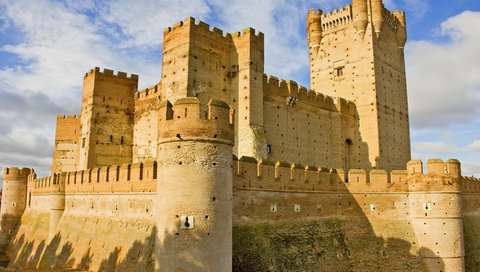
(336, 67, 344, 77)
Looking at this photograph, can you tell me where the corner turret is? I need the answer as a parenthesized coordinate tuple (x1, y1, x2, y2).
(0, 167, 33, 250)
(156, 98, 234, 271)
(407, 159, 465, 271)
(307, 9, 323, 53)
(352, 0, 368, 39)
(371, 0, 384, 38)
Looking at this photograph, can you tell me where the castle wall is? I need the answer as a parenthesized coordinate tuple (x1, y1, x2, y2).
(262, 76, 358, 170)
(133, 85, 161, 163)
(461, 176, 480, 270)
(231, 157, 467, 271)
(8, 168, 156, 271)
(3, 158, 478, 271)
(52, 115, 80, 173)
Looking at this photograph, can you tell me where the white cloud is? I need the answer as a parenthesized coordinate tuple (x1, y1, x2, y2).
(468, 140, 480, 152)
(98, 0, 210, 48)
(406, 11, 480, 128)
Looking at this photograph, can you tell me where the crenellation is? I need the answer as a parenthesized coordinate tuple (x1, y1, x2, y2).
(321, 4, 352, 32)
(83, 66, 138, 82)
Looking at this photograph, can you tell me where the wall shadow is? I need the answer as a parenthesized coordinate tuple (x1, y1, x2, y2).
(231, 169, 447, 272)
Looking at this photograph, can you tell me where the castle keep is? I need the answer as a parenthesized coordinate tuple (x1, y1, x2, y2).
(2, 0, 480, 271)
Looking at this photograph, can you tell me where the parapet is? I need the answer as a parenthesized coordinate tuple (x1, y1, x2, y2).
(158, 97, 234, 144)
(3, 167, 34, 181)
(84, 67, 139, 82)
(233, 156, 414, 193)
(407, 159, 461, 177)
(163, 17, 263, 43)
(407, 159, 463, 192)
(56, 114, 79, 120)
(320, 4, 352, 32)
(135, 82, 161, 101)
(263, 74, 356, 115)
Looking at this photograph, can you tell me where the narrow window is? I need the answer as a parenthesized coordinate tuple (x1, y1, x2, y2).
(82, 138, 86, 148)
(110, 135, 113, 142)
(120, 136, 124, 145)
(267, 144, 272, 154)
(335, 67, 344, 77)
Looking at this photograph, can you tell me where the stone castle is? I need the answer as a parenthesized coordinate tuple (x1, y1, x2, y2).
(1, 0, 480, 271)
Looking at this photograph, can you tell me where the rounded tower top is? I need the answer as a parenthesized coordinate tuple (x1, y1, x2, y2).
(158, 97, 234, 145)
(3, 167, 33, 182)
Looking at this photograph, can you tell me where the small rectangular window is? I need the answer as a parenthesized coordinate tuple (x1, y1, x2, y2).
(267, 144, 272, 154)
(335, 67, 344, 77)
(82, 138, 86, 148)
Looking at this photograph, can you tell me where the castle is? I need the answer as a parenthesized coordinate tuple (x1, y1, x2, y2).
(1, 0, 480, 271)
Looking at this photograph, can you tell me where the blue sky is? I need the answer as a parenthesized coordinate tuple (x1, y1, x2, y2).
(0, 0, 479, 179)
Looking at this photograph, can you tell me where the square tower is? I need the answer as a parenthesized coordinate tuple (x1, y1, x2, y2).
(78, 67, 138, 170)
(307, 0, 410, 171)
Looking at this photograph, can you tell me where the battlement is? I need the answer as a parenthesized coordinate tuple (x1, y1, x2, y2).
(158, 98, 234, 144)
(32, 161, 157, 194)
(56, 114, 79, 120)
(321, 4, 352, 31)
(84, 67, 139, 82)
(163, 17, 264, 42)
(382, 8, 403, 33)
(234, 156, 411, 193)
(135, 82, 160, 101)
(234, 157, 477, 194)
(263, 74, 355, 115)
(406, 159, 461, 176)
(463, 176, 480, 193)
(33, 173, 65, 194)
(231, 27, 264, 40)
(2, 167, 33, 181)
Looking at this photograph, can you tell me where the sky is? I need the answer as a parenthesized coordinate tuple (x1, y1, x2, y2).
(0, 0, 479, 180)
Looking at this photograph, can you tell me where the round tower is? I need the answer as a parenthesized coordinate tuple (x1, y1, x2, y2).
(156, 97, 234, 271)
(306, 8, 322, 53)
(48, 172, 66, 239)
(0, 167, 32, 249)
(352, 0, 368, 39)
(371, 0, 385, 38)
(408, 159, 465, 271)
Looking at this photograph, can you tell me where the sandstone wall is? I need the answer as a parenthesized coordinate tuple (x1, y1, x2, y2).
(133, 85, 160, 163)
(8, 192, 155, 271)
(462, 177, 480, 271)
(231, 157, 467, 272)
(52, 116, 80, 173)
(263, 76, 359, 170)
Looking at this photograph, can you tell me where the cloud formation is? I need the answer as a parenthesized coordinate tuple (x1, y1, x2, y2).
(406, 11, 480, 128)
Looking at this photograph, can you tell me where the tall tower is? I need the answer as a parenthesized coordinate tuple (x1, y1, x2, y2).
(156, 97, 234, 271)
(161, 18, 266, 160)
(0, 168, 32, 250)
(307, 0, 410, 171)
(78, 67, 138, 170)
